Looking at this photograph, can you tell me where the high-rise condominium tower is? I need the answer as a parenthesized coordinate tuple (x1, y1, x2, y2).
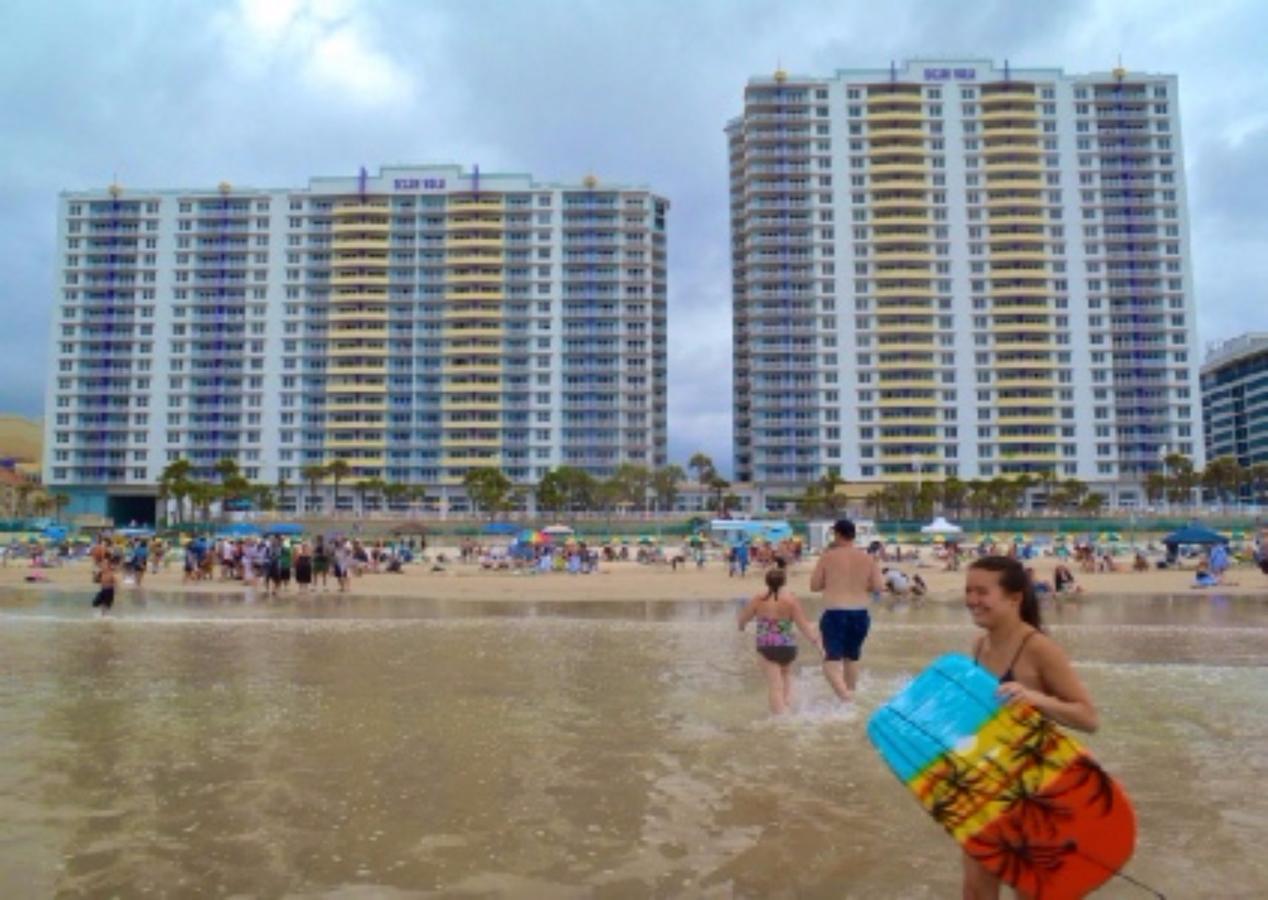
(728, 59, 1201, 506)
(46, 165, 668, 520)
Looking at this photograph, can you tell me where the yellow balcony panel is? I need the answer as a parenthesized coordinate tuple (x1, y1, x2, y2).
(449, 200, 504, 214)
(328, 309, 390, 323)
(997, 433, 1058, 444)
(440, 381, 501, 394)
(324, 438, 388, 450)
(332, 220, 390, 234)
(447, 273, 505, 286)
(439, 456, 501, 468)
(441, 400, 503, 412)
(871, 233, 933, 247)
(982, 144, 1042, 159)
(441, 345, 503, 358)
(867, 127, 926, 141)
(985, 163, 1044, 177)
(328, 327, 388, 340)
(875, 316, 936, 328)
(325, 401, 388, 413)
(327, 343, 388, 357)
(877, 415, 941, 426)
(985, 195, 1045, 209)
(328, 366, 388, 378)
(871, 215, 933, 228)
(331, 290, 388, 303)
(877, 433, 941, 444)
(871, 197, 929, 211)
(982, 128, 1041, 141)
(866, 90, 922, 105)
(443, 363, 502, 375)
(443, 307, 504, 321)
(876, 392, 938, 404)
(869, 162, 930, 177)
(995, 343, 1057, 356)
(447, 217, 504, 231)
(874, 251, 936, 264)
(331, 273, 390, 286)
(332, 254, 389, 268)
(326, 381, 387, 394)
(333, 202, 391, 216)
(443, 436, 502, 448)
(866, 105, 924, 120)
(989, 249, 1048, 263)
(990, 304, 1051, 317)
(874, 266, 933, 279)
(997, 413, 1059, 425)
(876, 358, 938, 370)
(869, 177, 929, 193)
(989, 266, 1048, 279)
(874, 285, 937, 298)
(447, 237, 503, 249)
(987, 232, 1048, 245)
(447, 287, 504, 299)
(332, 239, 390, 251)
(987, 215, 1045, 229)
(879, 448, 942, 460)
(980, 90, 1039, 105)
(447, 253, 504, 266)
(995, 379, 1057, 391)
(989, 284, 1051, 298)
(995, 393, 1057, 405)
(980, 107, 1038, 122)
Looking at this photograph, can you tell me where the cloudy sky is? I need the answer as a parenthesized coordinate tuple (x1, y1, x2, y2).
(2, 0, 1266, 475)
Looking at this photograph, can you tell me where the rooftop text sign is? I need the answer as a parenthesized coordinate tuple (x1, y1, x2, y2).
(923, 67, 976, 80)
(392, 178, 446, 190)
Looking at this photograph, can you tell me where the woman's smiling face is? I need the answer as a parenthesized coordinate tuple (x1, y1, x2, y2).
(965, 566, 1018, 628)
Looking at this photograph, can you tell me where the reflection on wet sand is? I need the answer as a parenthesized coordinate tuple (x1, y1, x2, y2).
(1, 589, 1265, 897)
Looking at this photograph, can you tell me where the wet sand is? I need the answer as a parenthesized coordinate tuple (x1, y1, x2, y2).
(4, 548, 1265, 605)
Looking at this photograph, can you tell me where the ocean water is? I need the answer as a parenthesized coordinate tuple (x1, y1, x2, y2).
(1, 588, 1264, 898)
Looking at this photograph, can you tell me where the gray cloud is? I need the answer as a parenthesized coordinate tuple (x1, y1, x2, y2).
(3, 0, 1266, 477)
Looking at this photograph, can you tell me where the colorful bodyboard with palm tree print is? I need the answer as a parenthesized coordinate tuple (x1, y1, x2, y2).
(867, 654, 1136, 899)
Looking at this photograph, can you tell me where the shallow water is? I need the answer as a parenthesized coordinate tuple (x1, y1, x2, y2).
(1, 588, 1265, 898)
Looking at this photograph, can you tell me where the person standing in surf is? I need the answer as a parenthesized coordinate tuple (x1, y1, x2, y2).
(737, 567, 823, 715)
(962, 555, 1099, 899)
(808, 519, 883, 701)
(91, 557, 117, 617)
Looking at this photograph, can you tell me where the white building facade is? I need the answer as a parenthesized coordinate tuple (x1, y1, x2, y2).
(45, 165, 668, 519)
(728, 59, 1202, 507)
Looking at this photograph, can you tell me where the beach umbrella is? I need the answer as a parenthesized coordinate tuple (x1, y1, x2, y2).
(920, 517, 963, 535)
(1162, 524, 1229, 546)
(542, 524, 574, 536)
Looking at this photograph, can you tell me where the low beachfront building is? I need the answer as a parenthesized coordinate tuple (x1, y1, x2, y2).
(1202, 333, 1268, 469)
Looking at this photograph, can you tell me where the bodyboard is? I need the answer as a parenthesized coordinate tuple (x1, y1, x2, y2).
(867, 654, 1136, 899)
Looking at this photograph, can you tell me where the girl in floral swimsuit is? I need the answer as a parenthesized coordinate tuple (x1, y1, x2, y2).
(737, 567, 824, 715)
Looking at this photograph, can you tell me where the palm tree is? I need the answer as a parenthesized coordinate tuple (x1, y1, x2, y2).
(300, 464, 327, 514)
(15, 482, 35, 517)
(276, 475, 291, 512)
(687, 452, 716, 487)
(51, 492, 71, 524)
(326, 459, 351, 509)
(383, 482, 408, 514)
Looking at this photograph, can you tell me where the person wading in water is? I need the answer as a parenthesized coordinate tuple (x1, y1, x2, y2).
(809, 519, 883, 701)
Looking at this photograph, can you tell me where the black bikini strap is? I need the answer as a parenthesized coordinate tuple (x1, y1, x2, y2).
(1008, 630, 1037, 670)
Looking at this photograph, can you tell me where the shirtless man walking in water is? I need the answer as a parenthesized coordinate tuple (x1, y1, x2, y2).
(809, 519, 883, 701)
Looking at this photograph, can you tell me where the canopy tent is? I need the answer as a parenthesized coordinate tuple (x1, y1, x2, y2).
(263, 523, 304, 537)
(118, 527, 154, 538)
(220, 522, 261, 538)
(919, 517, 963, 536)
(1162, 524, 1229, 546)
(481, 522, 519, 536)
(542, 524, 574, 536)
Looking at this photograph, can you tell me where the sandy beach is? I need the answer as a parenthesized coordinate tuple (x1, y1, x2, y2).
(5, 546, 1264, 603)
